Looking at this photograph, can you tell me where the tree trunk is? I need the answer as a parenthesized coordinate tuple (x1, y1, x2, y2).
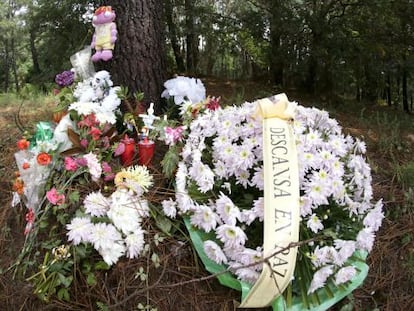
(103, 0, 167, 111)
(30, 29, 41, 75)
(269, 1, 284, 85)
(185, 0, 198, 74)
(11, 38, 19, 92)
(3, 39, 10, 92)
(402, 67, 409, 113)
(165, 0, 185, 73)
(386, 73, 392, 106)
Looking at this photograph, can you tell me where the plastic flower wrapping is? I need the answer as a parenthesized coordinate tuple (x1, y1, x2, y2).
(159, 94, 384, 303)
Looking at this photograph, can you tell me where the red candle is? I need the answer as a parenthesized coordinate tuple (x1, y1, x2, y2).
(121, 139, 137, 166)
(138, 139, 155, 166)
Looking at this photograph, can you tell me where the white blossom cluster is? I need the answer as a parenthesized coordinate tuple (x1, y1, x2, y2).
(69, 70, 121, 124)
(162, 99, 384, 293)
(66, 188, 149, 266)
(161, 76, 206, 106)
(66, 165, 153, 266)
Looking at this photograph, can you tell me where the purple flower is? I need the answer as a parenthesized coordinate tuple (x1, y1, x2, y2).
(55, 70, 75, 87)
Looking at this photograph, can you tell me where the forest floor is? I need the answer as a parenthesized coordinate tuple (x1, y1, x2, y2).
(0, 78, 414, 310)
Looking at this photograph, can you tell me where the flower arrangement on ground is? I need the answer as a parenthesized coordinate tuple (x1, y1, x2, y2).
(11, 70, 158, 302)
(156, 79, 384, 308)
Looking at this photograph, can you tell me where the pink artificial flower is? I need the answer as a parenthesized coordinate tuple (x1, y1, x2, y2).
(46, 188, 65, 205)
(76, 157, 87, 167)
(80, 138, 89, 148)
(114, 142, 126, 156)
(165, 126, 186, 145)
(114, 135, 135, 156)
(24, 208, 35, 235)
(101, 161, 115, 181)
(102, 161, 112, 173)
(64, 156, 78, 171)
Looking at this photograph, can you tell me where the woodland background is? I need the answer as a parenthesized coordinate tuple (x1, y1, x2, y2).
(1, 0, 414, 113)
(1, 1, 414, 310)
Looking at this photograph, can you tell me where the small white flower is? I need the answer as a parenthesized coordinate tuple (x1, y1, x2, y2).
(162, 198, 177, 218)
(84, 191, 109, 217)
(125, 228, 145, 259)
(98, 241, 126, 266)
(334, 266, 357, 285)
(66, 217, 93, 245)
(216, 224, 247, 248)
(204, 240, 227, 264)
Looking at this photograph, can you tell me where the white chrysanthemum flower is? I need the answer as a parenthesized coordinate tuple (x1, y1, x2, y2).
(167, 98, 383, 294)
(190, 204, 219, 233)
(311, 246, 339, 267)
(125, 227, 145, 259)
(216, 224, 247, 248)
(363, 199, 384, 231)
(307, 214, 324, 233)
(334, 240, 356, 266)
(356, 228, 376, 252)
(334, 266, 357, 285)
(108, 190, 141, 234)
(68, 101, 95, 116)
(89, 223, 122, 250)
(84, 191, 110, 217)
(162, 198, 177, 218)
(308, 265, 334, 294)
(98, 241, 126, 266)
(204, 240, 228, 264)
(215, 193, 240, 226)
(66, 217, 93, 245)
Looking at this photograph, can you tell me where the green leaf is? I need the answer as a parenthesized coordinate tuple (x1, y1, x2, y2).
(57, 288, 70, 301)
(96, 301, 109, 311)
(68, 190, 80, 203)
(95, 261, 110, 271)
(57, 273, 73, 288)
(155, 215, 173, 236)
(161, 147, 180, 178)
(86, 272, 97, 286)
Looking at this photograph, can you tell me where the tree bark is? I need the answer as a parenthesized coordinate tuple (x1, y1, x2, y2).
(185, 0, 198, 74)
(165, 0, 185, 73)
(3, 39, 10, 92)
(103, 0, 167, 111)
(29, 29, 41, 75)
(11, 38, 19, 92)
(269, 0, 284, 85)
(402, 67, 409, 113)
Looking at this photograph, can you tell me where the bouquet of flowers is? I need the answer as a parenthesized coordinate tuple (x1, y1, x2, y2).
(157, 77, 384, 309)
(11, 70, 157, 301)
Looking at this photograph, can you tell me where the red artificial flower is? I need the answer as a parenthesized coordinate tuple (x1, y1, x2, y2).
(12, 178, 24, 195)
(206, 96, 221, 111)
(37, 152, 52, 166)
(24, 208, 35, 235)
(78, 114, 99, 128)
(88, 126, 102, 141)
(22, 162, 30, 170)
(17, 139, 30, 150)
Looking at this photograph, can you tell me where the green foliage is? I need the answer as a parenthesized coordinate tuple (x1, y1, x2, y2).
(396, 162, 414, 190)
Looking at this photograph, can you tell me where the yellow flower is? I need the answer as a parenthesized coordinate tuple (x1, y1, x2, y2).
(114, 165, 153, 193)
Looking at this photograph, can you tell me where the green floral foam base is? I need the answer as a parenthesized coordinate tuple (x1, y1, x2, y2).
(184, 218, 369, 310)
